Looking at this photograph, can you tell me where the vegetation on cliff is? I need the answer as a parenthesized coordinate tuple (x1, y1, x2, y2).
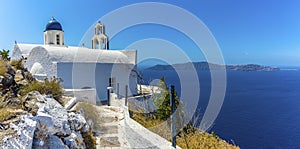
(129, 77, 239, 149)
(19, 77, 64, 102)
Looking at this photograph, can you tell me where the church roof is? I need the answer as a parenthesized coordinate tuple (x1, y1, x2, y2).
(45, 17, 63, 31)
(11, 44, 136, 65)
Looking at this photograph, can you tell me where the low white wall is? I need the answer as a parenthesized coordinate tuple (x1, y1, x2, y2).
(64, 88, 96, 105)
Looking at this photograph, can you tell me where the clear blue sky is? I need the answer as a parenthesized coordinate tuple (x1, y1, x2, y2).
(0, 0, 299, 66)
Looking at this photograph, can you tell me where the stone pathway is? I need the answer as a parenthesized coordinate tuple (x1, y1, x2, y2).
(94, 97, 179, 149)
(94, 106, 123, 149)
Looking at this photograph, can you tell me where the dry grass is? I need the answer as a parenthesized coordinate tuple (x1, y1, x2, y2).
(82, 131, 96, 149)
(0, 97, 7, 109)
(74, 102, 100, 127)
(0, 60, 7, 76)
(177, 131, 239, 149)
(73, 102, 98, 148)
(129, 108, 239, 149)
(0, 108, 15, 122)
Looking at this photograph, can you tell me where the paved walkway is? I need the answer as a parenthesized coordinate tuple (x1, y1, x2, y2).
(94, 106, 123, 149)
(94, 97, 179, 149)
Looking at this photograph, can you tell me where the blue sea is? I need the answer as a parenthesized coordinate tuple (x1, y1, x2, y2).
(140, 69, 300, 149)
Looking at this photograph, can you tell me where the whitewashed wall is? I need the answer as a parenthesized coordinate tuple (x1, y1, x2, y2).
(57, 62, 137, 101)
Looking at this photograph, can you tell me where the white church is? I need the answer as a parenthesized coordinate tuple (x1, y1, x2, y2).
(11, 17, 138, 102)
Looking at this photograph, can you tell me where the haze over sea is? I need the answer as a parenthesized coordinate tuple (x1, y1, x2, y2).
(140, 68, 300, 149)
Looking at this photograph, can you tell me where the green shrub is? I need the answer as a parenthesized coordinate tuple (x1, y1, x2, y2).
(0, 49, 10, 61)
(19, 77, 63, 102)
(153, 77, 182, 120)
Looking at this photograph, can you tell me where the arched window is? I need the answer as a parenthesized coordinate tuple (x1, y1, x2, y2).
(94, 39, 100, 49)
(101, 38, 106, 49)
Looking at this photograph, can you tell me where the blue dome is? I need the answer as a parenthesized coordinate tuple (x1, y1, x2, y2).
(45, 17, 63, 31)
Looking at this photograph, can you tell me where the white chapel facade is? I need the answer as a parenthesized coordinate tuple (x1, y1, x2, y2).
(11, 17, 138, 102)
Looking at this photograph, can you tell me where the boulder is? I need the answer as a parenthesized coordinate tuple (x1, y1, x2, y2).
(23, 91, 71, 136)
(42, 134, 69, 149)
(6, 66, 16, 77)
(1, 91, 92, 149)
(64, 131, 86, 149)
(35, 96, 71, 136)
(0, 75, 4, 85)
(68, 110, 88, 132)
(0, 63, 15, 91)
(64, 97, 77, 110)
(3, 73, 14, 89)
(3, 115, 37, 149)
(22, 91, 40, 114)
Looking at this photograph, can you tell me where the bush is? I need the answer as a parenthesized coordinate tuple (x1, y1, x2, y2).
(10, 59, 24, 70)
(19, 77, 64, 102)
(153, 77, 182, 120)
(0, 49, 10, 61)
(0, 59, 7, 76)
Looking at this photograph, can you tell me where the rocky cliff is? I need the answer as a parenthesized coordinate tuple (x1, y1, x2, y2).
(0, 60, 94, 149)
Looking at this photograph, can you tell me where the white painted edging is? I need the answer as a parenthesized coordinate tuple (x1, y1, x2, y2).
(117, 99, 181, 149)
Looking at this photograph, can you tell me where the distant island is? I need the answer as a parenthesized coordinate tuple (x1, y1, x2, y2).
(147, 62, 280, 71)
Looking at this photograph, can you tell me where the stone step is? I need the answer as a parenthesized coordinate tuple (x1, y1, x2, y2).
(97, 133, 119, 138)
(96, 122, 119, 127)
(99, 137, 120, 148)
(95, 125, 118, 135)
(95, 117, 118, 124)
(101, 117, 118, 123)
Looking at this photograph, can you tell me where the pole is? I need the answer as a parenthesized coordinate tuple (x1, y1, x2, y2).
(117, 83, 120, 99)
(171, 85, 176, 148)
(125, 85, 128, 106)
(107, 87, 110, 106)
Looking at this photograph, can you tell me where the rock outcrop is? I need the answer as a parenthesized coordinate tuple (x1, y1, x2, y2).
(1, 91, 91, 149)
(6, 115, 37, 148)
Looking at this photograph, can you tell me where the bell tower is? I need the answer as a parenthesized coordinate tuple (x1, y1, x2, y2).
(44, 17, 64, 46)
(92, 22, 109, 50)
